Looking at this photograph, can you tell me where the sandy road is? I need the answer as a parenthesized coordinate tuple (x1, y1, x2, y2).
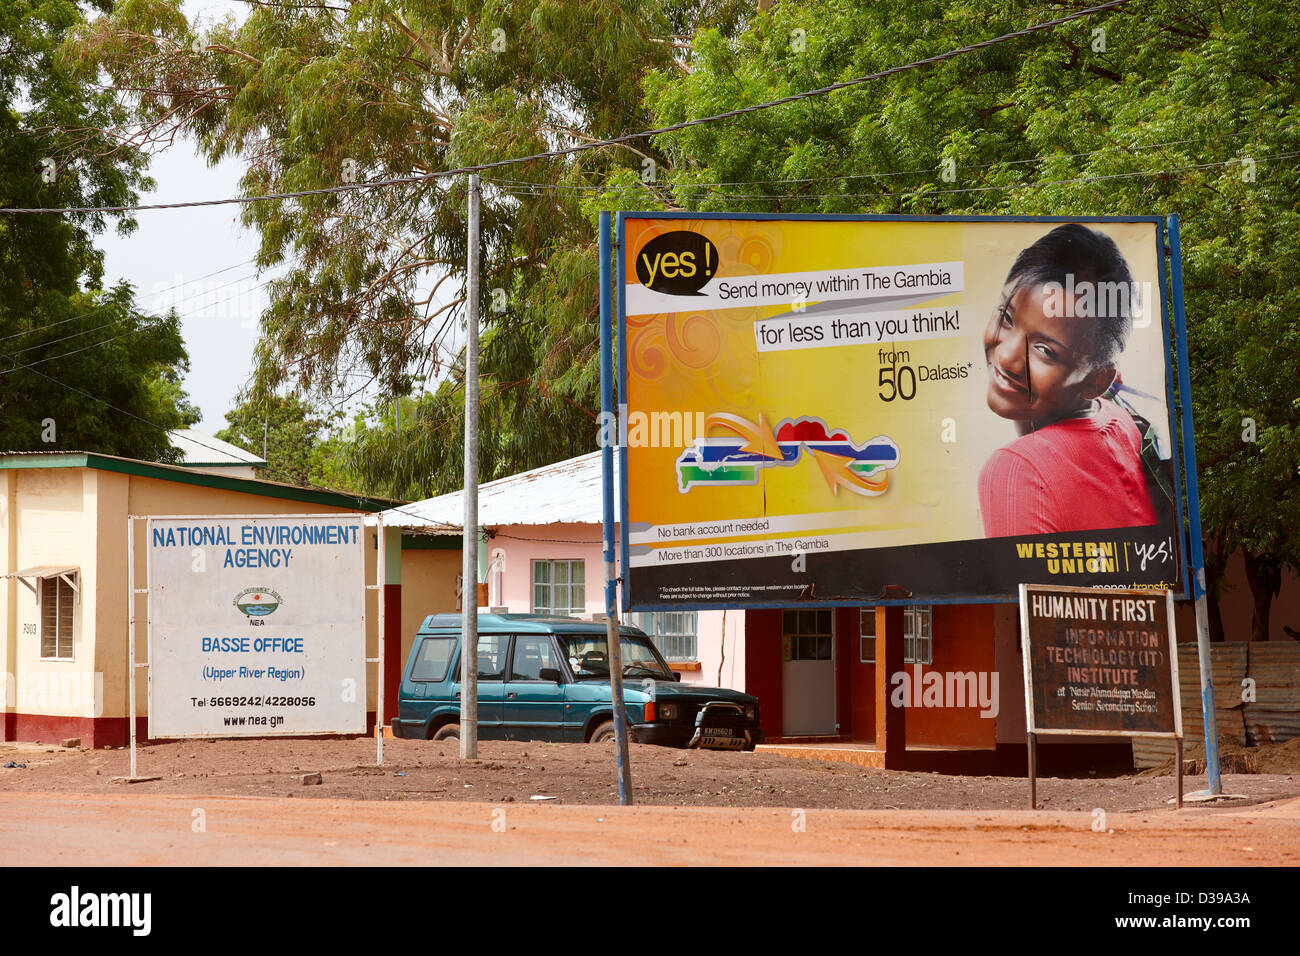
(2, 792, 1297, 866)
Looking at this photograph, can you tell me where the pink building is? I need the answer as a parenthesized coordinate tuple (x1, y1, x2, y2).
(381, 452, 1296, 770)
(383, 452, 743, 689)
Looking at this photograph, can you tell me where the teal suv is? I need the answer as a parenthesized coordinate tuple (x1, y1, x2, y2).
(391, 614, 763, 750)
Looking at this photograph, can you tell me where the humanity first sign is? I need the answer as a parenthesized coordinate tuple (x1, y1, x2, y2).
(147, 514, 367, 738)
(1019, 584, 1181, 737)
(618, 213, 1185, 607)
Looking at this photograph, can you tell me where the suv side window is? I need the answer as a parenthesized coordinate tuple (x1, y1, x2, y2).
(473, 633, 509, 680)
(510, 634, 561, 681)
(412, 636, 455, 682)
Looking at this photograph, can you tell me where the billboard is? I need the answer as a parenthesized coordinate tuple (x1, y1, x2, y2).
(147, 514, 367, 737)
(618, 214, 1186, 608)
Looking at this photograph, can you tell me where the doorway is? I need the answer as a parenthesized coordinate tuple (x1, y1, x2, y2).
(781, 609, 836, 735)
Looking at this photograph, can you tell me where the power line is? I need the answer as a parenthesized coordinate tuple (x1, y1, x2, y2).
(0, 257, 261, 344)
(486, 150, 1299, 201)
(1, 357, 247, 463)
(2, 267, 267, 360)
(0, 0, 1134, 216)
(482, 134, 1253, 192)
(0, 272, 277, 374)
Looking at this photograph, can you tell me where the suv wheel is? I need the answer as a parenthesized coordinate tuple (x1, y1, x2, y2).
(589, 720, 635, 744)
(432, 723, 460, 741)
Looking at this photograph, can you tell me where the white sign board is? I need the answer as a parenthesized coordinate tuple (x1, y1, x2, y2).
(147, 514, 367, 738)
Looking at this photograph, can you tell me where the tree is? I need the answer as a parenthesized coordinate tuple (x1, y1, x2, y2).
(216, 392, 324, 487)
(71, 1, 1300, 636)
(0, 0, 196, 461)
(71, 0, 752, 491)
(309, 395, 434, 499)
(622, 0, 1300, 639)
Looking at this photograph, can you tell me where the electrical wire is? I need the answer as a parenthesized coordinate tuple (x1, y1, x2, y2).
(481, 133, 1256, 192)
(2, 358, 255, 464)
(0, 0, 1134, 216)
(0, 256, 260, 343)
(2, 267, 267, 360)
(485, 150, 1299, 201)
(0, 272, 278, 374)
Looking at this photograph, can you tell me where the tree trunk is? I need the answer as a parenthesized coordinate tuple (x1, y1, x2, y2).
(1242, 550, 1282, 642)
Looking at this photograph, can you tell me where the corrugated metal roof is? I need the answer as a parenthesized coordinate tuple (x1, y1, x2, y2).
(381, 451, 618, 529)
(168, 429, 267, 467)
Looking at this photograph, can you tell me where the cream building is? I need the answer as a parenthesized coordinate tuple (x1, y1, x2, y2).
(0, 451, 460, 747)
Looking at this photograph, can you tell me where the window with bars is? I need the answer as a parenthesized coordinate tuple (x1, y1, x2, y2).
(40, 574, 76, 660)
(628, 611, 698, 662)
(859, 606, 932, 664)
(783, 609, 833, 661)
(531, 559, 585, 616)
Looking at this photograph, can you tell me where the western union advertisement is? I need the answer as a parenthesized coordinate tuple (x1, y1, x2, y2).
(619, 214, 1185, 608)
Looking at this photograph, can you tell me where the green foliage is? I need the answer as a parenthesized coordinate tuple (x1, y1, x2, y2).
(215, 392, 324, 487)
(71, 0, 752, 492)
(0, 0, 194, 461)
(72, 1, 1300, 633)
(627, 0, 1300, 633)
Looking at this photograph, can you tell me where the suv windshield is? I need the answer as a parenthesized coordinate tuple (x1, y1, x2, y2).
(558, 633, 674, 681)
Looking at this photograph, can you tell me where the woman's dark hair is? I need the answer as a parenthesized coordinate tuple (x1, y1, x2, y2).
(1004, 223, 1136, 365)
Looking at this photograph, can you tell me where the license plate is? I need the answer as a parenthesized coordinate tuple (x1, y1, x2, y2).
(699, 728, 745, 750)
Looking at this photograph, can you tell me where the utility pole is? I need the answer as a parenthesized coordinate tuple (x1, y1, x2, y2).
(598, 211, 634, 804)
(1168, 214, 1221, 795)
(460, 173, 481, 759)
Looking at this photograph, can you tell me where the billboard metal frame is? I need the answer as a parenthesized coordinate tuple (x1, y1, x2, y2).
(606, 211, 1198, 611)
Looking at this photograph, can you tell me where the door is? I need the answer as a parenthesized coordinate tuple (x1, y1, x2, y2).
(502, 634, 569, 741)
(407, 633, 457, 729)
(451, 632, 508, 738)
(781, 609, 837, 736)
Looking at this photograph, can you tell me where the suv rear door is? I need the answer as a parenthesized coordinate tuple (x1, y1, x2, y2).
(450, 631, 508, 738)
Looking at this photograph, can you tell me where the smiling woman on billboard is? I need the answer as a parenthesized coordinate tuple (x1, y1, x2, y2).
(978, 223, 1159, 537)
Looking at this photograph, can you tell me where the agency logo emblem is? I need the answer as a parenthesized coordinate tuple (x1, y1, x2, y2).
(233, 586, 282, 617)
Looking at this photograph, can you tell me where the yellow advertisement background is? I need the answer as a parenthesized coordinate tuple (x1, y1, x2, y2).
(624, 217, 1167, 549)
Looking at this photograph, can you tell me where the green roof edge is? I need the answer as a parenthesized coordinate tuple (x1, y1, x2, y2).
(0, 452, 401, 512)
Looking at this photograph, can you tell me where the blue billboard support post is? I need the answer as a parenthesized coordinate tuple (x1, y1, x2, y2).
(599, 210, 634, 806)
(1167, 214, 1222, 797)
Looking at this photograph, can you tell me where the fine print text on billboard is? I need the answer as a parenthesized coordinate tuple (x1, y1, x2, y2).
(619, 215, 1184, 608)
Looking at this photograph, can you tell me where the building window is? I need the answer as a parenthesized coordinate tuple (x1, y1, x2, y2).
(532, 560, 585, 616)
(860, 606, 932, 664)
(629, 611, 698, 662)
(40, 574, 77, 660)
(783, 609, 833, 661)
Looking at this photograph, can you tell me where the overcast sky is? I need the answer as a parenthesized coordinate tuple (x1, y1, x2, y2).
(93, 0, 463, 437)
(93, 1, 261, 434)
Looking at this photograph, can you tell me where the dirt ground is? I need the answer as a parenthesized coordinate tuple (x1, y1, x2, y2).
(2, 789, 1298, 867)
(1, 736, 1297, 811)
(3, 737, 1297, 866)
